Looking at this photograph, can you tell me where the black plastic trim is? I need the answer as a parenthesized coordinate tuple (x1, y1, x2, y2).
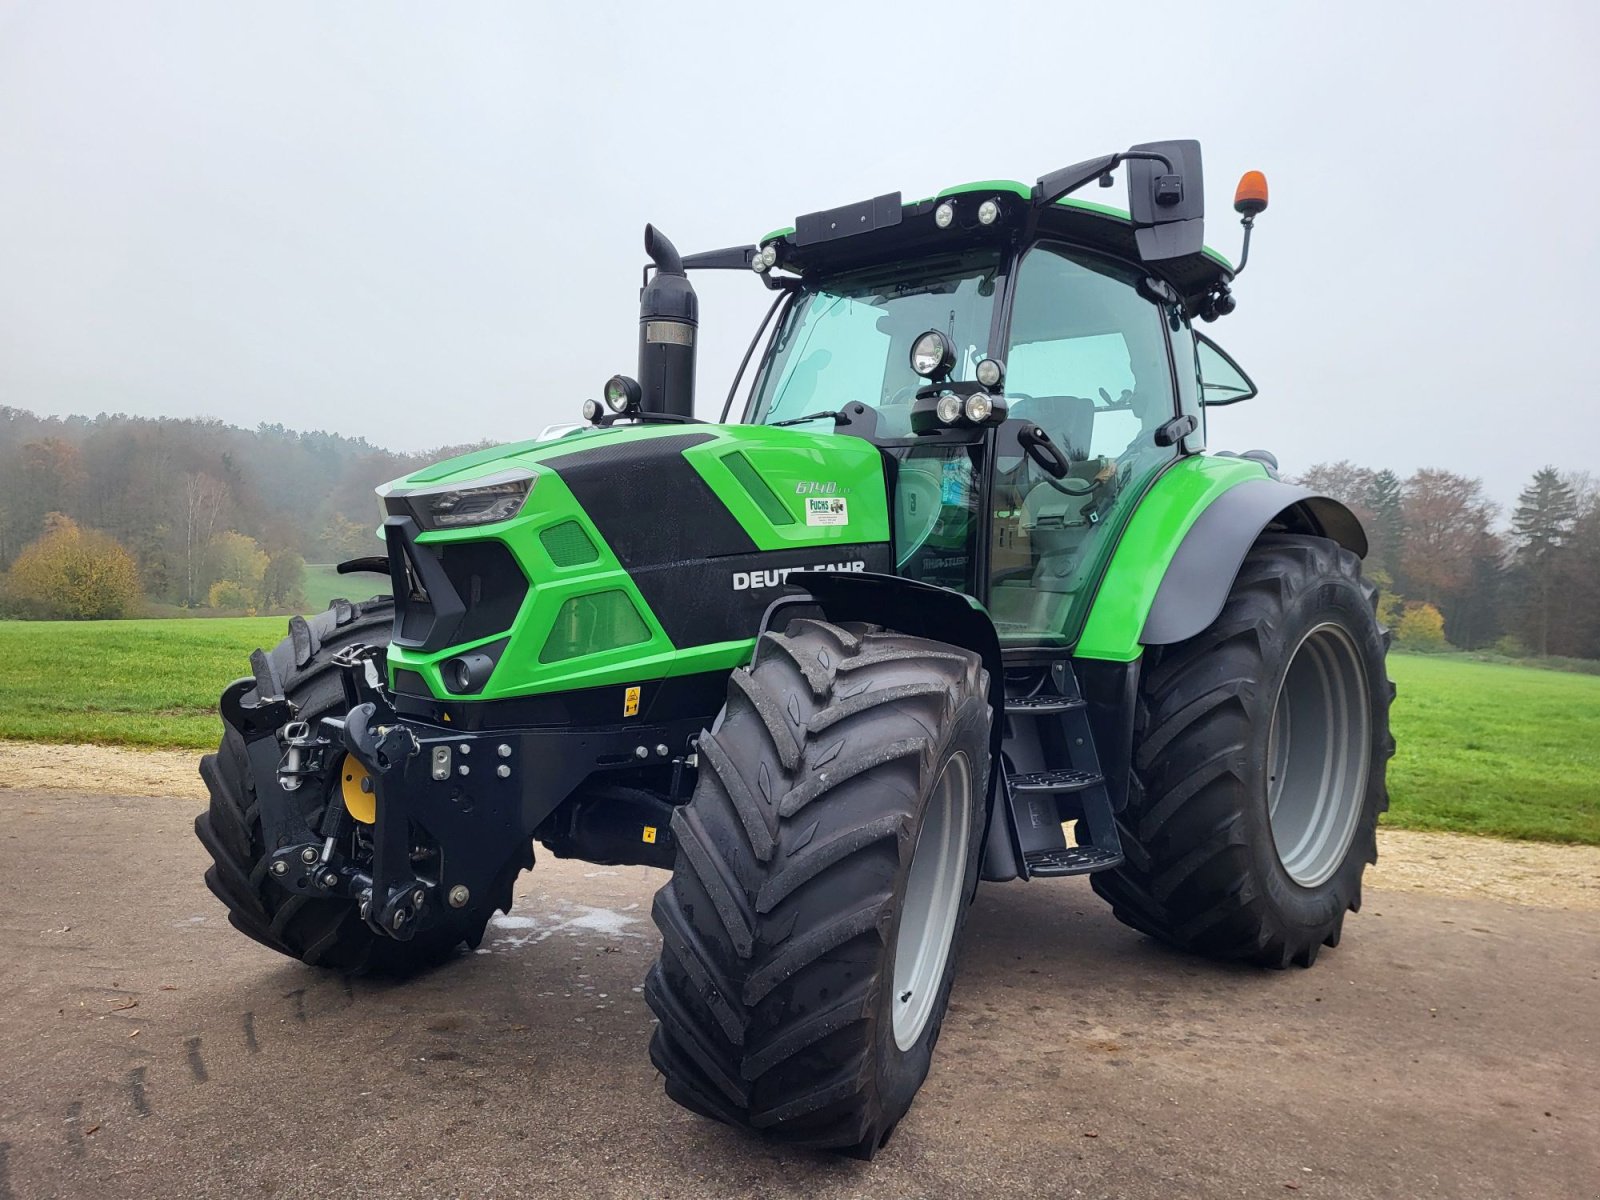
(384, 516, 466, 652)
(1141, 477, 1369, 646)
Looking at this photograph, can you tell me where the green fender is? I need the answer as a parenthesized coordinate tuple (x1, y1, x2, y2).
(1075, 456, 1368, 662)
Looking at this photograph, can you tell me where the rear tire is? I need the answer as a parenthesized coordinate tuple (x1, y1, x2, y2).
(194, 597, 531, 974)
(1091, 534, 1395, 967)
(646, 620, 991, 1157)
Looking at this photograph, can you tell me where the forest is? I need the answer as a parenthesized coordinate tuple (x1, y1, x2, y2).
(1295, 461, 1599, 662)
(0, 405, 478, 618)
(2, 404, 1596, 663)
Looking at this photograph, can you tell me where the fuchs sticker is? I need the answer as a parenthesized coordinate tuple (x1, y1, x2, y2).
(805, 497, 848, 526)
(732, 560, 867, 591)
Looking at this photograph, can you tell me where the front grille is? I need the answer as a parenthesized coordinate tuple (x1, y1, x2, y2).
(437, 539, 528, 644)
(385, 513, 529, 653)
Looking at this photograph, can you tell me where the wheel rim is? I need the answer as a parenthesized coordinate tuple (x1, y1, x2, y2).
(892, 753, 972, 1052)
(1266, 622, 1372, 887)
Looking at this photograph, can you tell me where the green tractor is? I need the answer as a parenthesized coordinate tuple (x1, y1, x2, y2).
(197, 140, 1392, 1157)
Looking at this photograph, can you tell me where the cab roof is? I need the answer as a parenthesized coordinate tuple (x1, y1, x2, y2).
(757, 164, 1239, 320)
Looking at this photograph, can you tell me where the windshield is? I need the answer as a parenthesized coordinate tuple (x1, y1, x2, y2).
(745, 251, 1000, 437)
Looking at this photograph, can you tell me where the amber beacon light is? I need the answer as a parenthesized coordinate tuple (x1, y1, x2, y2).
(1234, 170, 1270, 216)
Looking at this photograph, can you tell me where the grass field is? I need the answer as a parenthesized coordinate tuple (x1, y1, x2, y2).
(300, 564, 389, 612)
(0, 617, 285, 750)
(1, 619, 1596, 844)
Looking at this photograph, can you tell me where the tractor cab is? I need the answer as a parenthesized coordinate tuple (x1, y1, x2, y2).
(733, 143, 1247, 651)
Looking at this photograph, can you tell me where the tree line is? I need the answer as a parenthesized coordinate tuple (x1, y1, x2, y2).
(0, 406, 484, 618)
(1294, 462, 1599, 660)
(3, 404, 1596, 659)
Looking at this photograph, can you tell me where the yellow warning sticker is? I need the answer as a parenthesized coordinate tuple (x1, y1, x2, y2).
(642, 825, 657, 844)
(623, 685, 641, 717)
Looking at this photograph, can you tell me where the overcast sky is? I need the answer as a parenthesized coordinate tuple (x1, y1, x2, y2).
(2, 2, 1595, 512)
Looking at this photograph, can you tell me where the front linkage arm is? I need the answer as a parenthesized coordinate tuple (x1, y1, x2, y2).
(339, 698, 429, 938)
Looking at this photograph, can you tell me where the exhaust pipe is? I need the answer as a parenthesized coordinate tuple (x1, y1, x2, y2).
(638, 225, 697, 419)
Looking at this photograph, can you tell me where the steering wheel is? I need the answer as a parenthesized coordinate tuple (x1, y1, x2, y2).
(1015, 423, 1100, 497)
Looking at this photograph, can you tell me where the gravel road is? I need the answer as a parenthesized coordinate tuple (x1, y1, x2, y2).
(1, 785, 1596, 1199)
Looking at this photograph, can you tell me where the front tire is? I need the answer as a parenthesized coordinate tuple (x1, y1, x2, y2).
(195, 598, 530, 973)
(646, 620, 991, 1157)
(1091, 534, 1395, 967)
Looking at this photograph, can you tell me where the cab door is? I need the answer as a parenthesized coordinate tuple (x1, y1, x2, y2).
(988, 244, 1184, 647)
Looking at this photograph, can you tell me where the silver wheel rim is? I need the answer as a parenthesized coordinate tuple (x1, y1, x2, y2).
(891, 752, 972, 1052)
(1266, 622, 1372, 887)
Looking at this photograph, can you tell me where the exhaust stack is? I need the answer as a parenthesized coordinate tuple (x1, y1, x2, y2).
(638, 226, 698, 418)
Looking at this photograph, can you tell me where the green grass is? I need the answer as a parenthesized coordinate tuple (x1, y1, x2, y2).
(300, 564, 389, 612)
(1384, 653, 1600, 844)
(0, 622, 1595, 844)
(0, 617, 284, 749)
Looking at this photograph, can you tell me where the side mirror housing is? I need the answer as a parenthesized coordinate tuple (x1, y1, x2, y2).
(1128, 139, 1205, 262)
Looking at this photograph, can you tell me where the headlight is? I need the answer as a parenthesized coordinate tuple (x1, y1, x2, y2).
(934, 200, 955, 228)
(759, 244, 778, 269)
(935, 394, 963, 425)
(909, 329, 955, 379)
(975, 357, 1004, 388)
(964, 393, 993, 423)
(389, 470, 536, 531)
(977, 198, 1000, 226)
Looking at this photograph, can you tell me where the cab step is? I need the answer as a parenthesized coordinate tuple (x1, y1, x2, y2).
(991, 659, 1127, 884)
(1008, 768, 1101, 794)
(1005, 694, 1086, 715)
(1005, 772, 1125, 881)
(1023, 846, 1125, 877)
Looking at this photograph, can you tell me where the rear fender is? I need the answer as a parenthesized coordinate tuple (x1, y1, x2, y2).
(1141, 478, 1368, 646)
(1075, 457, 1369, 661)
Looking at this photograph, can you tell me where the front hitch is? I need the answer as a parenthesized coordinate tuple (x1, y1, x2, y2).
(237, 641, 707, 945)
(258, 643, 439, 942)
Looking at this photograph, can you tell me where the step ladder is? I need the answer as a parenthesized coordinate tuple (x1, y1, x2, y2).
(1002, 662, 1124, 879)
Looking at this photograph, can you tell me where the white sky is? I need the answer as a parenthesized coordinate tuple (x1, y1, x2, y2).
(2, 1, 1595, 511)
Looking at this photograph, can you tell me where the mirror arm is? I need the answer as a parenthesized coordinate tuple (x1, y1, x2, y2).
(1033, 150, 1175, 208)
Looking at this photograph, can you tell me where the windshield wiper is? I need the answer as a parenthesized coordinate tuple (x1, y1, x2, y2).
(770, 410, 843, 427)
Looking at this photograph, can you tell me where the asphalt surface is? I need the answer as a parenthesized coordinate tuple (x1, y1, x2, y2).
(1, 787, 1596, 1200)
